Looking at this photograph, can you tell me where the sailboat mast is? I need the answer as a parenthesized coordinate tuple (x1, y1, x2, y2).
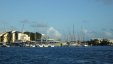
(73, 24, 75, 41)
(21, 24, 24, 33)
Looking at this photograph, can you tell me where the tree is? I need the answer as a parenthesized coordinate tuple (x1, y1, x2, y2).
(89, 39, 100, 46)
(100, 39, 110, 46)
(24, 32, 42, 41)
(7, 32, 12, 43)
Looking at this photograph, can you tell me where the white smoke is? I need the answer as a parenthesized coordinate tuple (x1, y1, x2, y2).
(47, 27, 62, 40)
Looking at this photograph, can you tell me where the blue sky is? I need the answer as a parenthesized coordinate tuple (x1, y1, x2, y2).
(0, 0, 113, 40)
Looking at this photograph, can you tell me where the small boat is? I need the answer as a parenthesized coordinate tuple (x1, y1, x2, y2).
(50, 45, 54, 47)
(6, 45, 10, 47)
(1, 45, 8, 47)
(83, 44, 88, 47)
(38, 44, 44, 47)
(43, 44, 49, 47)
(25, 44, 30, 47)
(30, 45, 36, 47)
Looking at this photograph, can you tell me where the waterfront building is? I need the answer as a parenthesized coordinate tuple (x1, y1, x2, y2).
(3, 33, 8, 43)
(0, 31, 30, 43)
(18, 32, 30, 42)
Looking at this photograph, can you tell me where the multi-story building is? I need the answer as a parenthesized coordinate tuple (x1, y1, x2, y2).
(0, 31, 30, 43)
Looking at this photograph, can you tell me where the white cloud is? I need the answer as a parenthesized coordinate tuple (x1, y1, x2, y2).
(47, 27, 62, 40)
(95, 0, 113, 5)
(82, 29, 88, 34)
(104, 31, 113, 37)
(81, 29, 99, 39)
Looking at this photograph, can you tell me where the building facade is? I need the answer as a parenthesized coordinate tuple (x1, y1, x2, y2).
(0, 31, 30, 43)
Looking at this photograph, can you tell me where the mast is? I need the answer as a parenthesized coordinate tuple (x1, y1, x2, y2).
(73, 24, 77, 42)
(73, 24, 75, 41)
(21, 24, 24, 33)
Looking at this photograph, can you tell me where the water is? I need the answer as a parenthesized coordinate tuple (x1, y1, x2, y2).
(0, 46, 113, 64)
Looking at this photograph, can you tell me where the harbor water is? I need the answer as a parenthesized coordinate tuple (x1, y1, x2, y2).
(0, 46, 113, 64)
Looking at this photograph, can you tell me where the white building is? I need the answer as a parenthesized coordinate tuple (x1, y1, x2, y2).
(18, 32, 30, 42)
(0, 31, 30, 43)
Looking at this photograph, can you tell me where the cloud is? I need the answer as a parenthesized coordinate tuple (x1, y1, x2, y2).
(47, 27, 62, 40)
(81, 29, 95, 37)
(19, 20, 48, 32)
(110, 28, 113, 32)
(102, 31, 113, 39)
(0, 20, 8, 24)
(31, 23, 48, 28)
(25, 20, 49, 28)
(82, 29, 88, 34)
(75, 28, 113, 40)
(96, 0, 113, 5)
(20, 20, 30, 24)
(104, 31, 112, 36)
(81, 20, 90, 24)
(81, 29, 102, 39)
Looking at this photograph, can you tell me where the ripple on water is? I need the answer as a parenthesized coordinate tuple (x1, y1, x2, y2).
(0, 46, 113, 64)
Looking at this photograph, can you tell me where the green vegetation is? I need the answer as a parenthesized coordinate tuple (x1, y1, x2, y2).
(86, 39, 112, 46)
(24, 32, 42, 41)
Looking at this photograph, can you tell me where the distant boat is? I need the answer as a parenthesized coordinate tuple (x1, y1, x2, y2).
(83, 44, 88, 47)
(1, 45, 10, 47)
(6, 45, 10, 47)
(43, 44, 49, 47)
(48, 44, 55, 47)
(37, 44, 55, 47)
(30, 45, 36, 47)
(25, 44, 30, 47)
(1, 45, 7, 47)
(50, 45, 54, 47)
(38, 44, 44, 47)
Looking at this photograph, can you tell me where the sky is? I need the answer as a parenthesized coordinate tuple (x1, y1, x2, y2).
(0, 0, 113, 41)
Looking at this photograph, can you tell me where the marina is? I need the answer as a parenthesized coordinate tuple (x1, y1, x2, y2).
(0, 0, 113, 64)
